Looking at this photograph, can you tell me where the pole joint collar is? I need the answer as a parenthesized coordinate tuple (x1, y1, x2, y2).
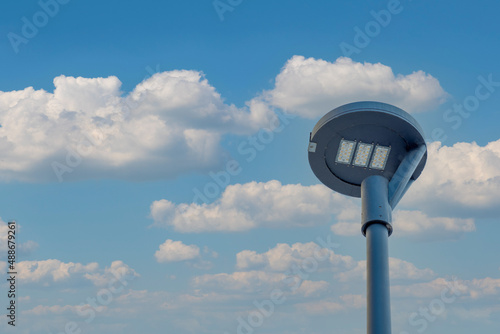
(361, 175, 393, 237)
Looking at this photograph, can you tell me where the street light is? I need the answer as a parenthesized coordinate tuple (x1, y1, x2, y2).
(308, 101, 427, 334)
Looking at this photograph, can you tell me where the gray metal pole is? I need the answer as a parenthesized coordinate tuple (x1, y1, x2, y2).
(361, 175, 392, 334)
(366, 223, 391, 334)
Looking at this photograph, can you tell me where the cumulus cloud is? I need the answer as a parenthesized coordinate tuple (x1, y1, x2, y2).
(23, 304, 100, 316)
(0, 57, 449, 183)
(295, 294, 365, 315)
(84, 260, 140, 286)
(295, 300, 344, 314)
(468, 277, 500, 299)
(22, 288, 234, 328)
(185, 240, 362, 301)
(263, 56, 447, 117)
(337, 273, 500, 309)
(331, 209, 476, 241)
(155, 239, 200, 263)
(393, 275, 500, 302)
(17, 259, 99, 283)
(392, 277, 468, 299)
(151, 178, 479, 240)
(403, 139, 500, 215)
(192, 271, 284, 293)
(340, 294, 365, 309)
(192, 270, 327, 297)
(336, 257, 435, 282)
(294, 280, 329, 297)
(150, 180, 355, 232)
(236, 242, 355, 272)
(0, 71, 274, 182)
(14, 259, 137, 286)
(391, 210, 475, 240)
(0, 56, 452, 185)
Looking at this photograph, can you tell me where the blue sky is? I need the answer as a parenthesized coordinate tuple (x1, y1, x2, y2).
(0, 0, 499, 333)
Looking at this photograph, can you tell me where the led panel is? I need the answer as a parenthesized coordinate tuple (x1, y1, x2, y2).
(353, 142, 373, 167)
(370, 145, 391, 170)
(335, 139, 356, 164)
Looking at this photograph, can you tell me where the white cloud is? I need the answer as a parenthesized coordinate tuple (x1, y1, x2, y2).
(183, 240, 358, 301)
(403, 139, 500, 215)
(150, 180, 356, 232)
(392, 277, 468, 298)
(14, 259, 138, 287)
(331, 209, 475, 241)
(469, 277, 500, 299)
(236, 242, 355, 272)
(173, 291, 231, 307)
(340, 294, 365, 309)
(393, 276, 500, 327)
(0, 56, 446, 181)
(192, 270, 327, 298)
(263, 56, 447, 118)
(295, 300, 344, 314)
(0, 57, 448, 183)
(294, 280, 329, 297)
(17, 259, 99, 283)
(192, 270, 284, 293)
(151, 176, 477, 240)
(155, 239, 200, 263)
(293, 294, 364, 315)
(330, 222, 360, 236)
(84, 260, 140, 286)
(336, 257, 435, 282)
(23, 304, 99, 316)
(0, 71, 274, 182)
(391, 210, 475, 240)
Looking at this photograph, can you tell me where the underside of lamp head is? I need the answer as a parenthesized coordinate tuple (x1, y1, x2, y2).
(308, 101, 427, 199)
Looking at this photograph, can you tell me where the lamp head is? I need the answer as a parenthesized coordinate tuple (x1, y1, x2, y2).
(308, 101, 427, 198)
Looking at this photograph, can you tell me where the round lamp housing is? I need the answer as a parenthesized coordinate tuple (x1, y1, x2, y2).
(308, 101, 427, 198)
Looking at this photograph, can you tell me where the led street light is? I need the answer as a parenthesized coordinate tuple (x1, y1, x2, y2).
(308, 101, 428, 334)
(370, 145, 391, 170)
(335, 139, 356, 164)
(353, 142, 373, 167)
(308, 101, 427, 198)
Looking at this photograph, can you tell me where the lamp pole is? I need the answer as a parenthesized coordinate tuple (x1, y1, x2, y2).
(307, 101, 427, 334)
(362, 175, 392, 334)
